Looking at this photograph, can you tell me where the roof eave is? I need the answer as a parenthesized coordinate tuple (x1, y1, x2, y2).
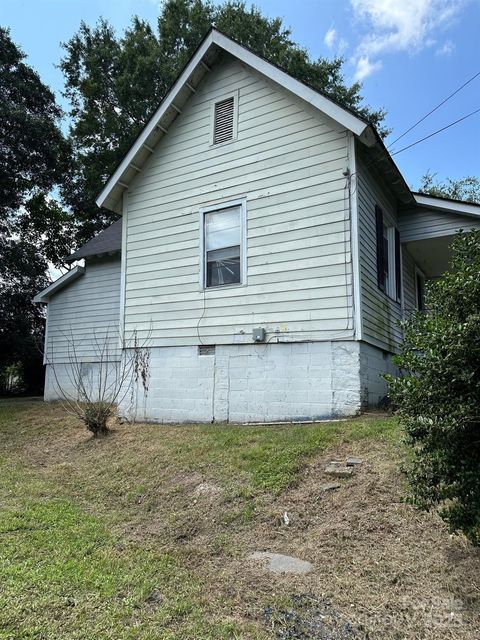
(412, 192, 480, 217)
(33, 265, 85, 304)
(65, 248, 120, 265)
(356, 125, 415, 206)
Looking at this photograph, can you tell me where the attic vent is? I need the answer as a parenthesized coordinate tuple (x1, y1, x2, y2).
(213, 96, 235, 145)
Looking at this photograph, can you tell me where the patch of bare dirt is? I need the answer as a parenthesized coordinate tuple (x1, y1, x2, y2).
(8, 406, 480, 638)
(196, 440, 480, 639)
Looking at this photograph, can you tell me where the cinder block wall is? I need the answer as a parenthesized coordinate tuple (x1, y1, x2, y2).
(45, 341, 395, 420)
(359, 342, 398, 407)
(120, 341, 364, 424)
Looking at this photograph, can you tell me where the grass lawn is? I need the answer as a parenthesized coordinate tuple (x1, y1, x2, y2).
(0, 401, 478, 639)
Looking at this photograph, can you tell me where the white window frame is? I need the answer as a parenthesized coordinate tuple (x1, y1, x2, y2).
(199, 198, 247, 290)
(209, 90, 239, 147)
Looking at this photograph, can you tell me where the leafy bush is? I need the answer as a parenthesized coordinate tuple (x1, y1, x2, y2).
(387, 230, 480, 545)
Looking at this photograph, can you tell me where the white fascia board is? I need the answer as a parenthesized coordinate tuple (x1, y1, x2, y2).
(413, 193, 480, 218)
(96, 29, 368, 211)
(96, 31, 215, 210)
(213, 31, 368, 136)
(33, 265, 85, 303)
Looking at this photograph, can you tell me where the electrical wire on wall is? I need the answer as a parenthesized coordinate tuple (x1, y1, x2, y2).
(342, 161, 355, 334)
(196, 286, 207, 346)
(344, 165, 356, 336)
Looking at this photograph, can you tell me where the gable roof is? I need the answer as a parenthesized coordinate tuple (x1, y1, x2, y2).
(33, 265, 85, 304)
(96, 27, 374, 214)
(65, 219, 122, 264)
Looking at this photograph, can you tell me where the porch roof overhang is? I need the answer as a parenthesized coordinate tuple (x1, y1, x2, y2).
(400, 194, 480, 278)
(404, 236, 455, 279)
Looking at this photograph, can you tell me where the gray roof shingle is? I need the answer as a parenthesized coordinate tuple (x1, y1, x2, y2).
(66, 219, 122, 263)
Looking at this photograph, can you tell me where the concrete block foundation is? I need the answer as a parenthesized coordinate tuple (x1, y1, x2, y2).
(120, 341, 364, 423)
(45, 341, 397, 423)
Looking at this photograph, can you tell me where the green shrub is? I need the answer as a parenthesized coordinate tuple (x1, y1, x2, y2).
(387, 230, 480, 545)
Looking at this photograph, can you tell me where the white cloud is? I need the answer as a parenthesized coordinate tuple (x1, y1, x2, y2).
(350, 0, 462, 80)
(354, 55, 383, 81)
(338, 38, 349, 55)
(324, 26, 337, 48)
(324, 26, 349, 55)
(436, 39, 456, 55)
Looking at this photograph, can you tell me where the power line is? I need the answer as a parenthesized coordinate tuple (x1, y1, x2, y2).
(387, 70, 480, 149)
(390, 106, 480, 157)
(348, 105, 480, 195)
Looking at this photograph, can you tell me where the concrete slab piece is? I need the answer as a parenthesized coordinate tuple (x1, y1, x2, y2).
(249, 551, 314, 574)
(324, 465, 353, 478)
(321, 482, 341, 492)
(346, 457, 363, 467)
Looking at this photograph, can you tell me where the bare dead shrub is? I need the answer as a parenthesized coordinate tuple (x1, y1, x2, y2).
(44, 327, 150, 437)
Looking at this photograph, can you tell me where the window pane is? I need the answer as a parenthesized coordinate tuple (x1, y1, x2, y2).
(206, 246, 240, 287)
(205, 208, 240, 251)
(383, 233, 389, 275)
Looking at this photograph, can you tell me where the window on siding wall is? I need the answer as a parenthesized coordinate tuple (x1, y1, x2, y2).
(375, 204, 402, 301)
(211, 93, 238, 145)
(415, 269, 426, 310)
(201, 202, 245, 288)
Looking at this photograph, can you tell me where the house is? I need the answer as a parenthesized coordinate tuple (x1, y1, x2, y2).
(34, 28, 480, 423)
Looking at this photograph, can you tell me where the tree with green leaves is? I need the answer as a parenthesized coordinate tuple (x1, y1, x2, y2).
(60, 0, 386, 242)
(387, 230, 480, 545)
(0, 27, 71, 394)
(418, 172, 480, 204)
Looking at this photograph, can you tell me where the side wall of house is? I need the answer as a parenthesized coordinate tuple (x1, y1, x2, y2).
(401, 246, 417, 318)
(123, 54, 355, 347)
(44, 256, 121, 400)
(355, 155, 423, 406)
(356, 157, 403, 352)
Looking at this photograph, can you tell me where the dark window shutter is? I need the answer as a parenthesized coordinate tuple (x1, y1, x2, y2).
(375, 205, 385, 291)
(395, 228, 402, 300)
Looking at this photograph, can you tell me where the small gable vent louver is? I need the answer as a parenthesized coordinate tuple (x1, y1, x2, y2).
(213, 96, 235, 144)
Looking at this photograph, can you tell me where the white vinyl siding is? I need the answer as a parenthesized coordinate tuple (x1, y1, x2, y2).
(357, 157, 403, 351)
(123, 55, 353, 346)
(401, 246, 417, 318)
(45, 257, 121, 363)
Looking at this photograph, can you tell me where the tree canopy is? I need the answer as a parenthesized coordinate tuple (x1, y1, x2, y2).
(418, 172, 480, 204)
(60, 0, 386, 242)
(0, 27, 71, 393)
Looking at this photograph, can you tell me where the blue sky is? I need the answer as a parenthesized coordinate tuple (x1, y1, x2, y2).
(2, 0, 479, 189)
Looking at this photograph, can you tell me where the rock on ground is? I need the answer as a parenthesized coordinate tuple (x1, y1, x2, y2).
(249, 552, 314, 574)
